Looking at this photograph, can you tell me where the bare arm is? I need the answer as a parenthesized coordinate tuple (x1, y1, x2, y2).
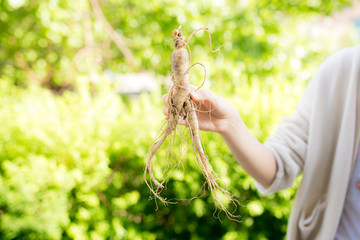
(162, 86, 277, 188)
(220, 113, 277, 188)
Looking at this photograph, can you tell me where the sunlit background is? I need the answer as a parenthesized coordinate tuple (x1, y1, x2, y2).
(0, 0, 359, 239)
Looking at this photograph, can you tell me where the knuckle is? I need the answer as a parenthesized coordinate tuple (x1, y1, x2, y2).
(162, 94, 169, 105)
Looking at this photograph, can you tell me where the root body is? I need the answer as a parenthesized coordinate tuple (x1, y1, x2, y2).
(144, 27, 240, 221)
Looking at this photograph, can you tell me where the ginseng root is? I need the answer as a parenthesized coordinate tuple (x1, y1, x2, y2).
(144, 26, 240, 221)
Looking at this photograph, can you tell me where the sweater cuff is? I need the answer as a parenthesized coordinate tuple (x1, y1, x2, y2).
(255, 145, 285, 195)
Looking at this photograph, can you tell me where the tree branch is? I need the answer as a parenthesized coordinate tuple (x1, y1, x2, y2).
(89, 0, 134, 66)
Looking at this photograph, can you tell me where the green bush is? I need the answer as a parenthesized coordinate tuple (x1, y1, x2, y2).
(0, 78, 304, 239)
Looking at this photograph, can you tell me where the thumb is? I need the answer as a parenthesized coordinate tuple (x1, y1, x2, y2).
(189, 84, 204, 102)
(189, 90, 200, 102)
(189, 86, 217, 111)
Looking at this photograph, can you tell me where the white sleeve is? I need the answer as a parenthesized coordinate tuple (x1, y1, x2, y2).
(255, 61, 318, 195)
(255, 46, 357, 195)
(256, 94, 311, 195)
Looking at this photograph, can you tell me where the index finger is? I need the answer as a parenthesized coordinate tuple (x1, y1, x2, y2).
(167, 81, 174, 91)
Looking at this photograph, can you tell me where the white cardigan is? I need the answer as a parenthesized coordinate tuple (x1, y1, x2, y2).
(257, 46, 360, 239)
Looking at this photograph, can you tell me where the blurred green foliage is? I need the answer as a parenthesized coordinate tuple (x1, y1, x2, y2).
(0, 0, 354, 239)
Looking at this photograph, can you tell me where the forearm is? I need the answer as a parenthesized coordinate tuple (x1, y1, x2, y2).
(220, 114, 277, 188)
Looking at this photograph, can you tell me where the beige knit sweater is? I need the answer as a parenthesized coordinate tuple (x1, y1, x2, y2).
(257, 46, 360, 239)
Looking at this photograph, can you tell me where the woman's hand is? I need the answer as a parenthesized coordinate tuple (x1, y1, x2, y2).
(162, 85, 240, 134)
(162, 85, 276, 188)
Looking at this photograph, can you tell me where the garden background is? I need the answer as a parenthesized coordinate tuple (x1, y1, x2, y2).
(0, 0, 359, 239)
